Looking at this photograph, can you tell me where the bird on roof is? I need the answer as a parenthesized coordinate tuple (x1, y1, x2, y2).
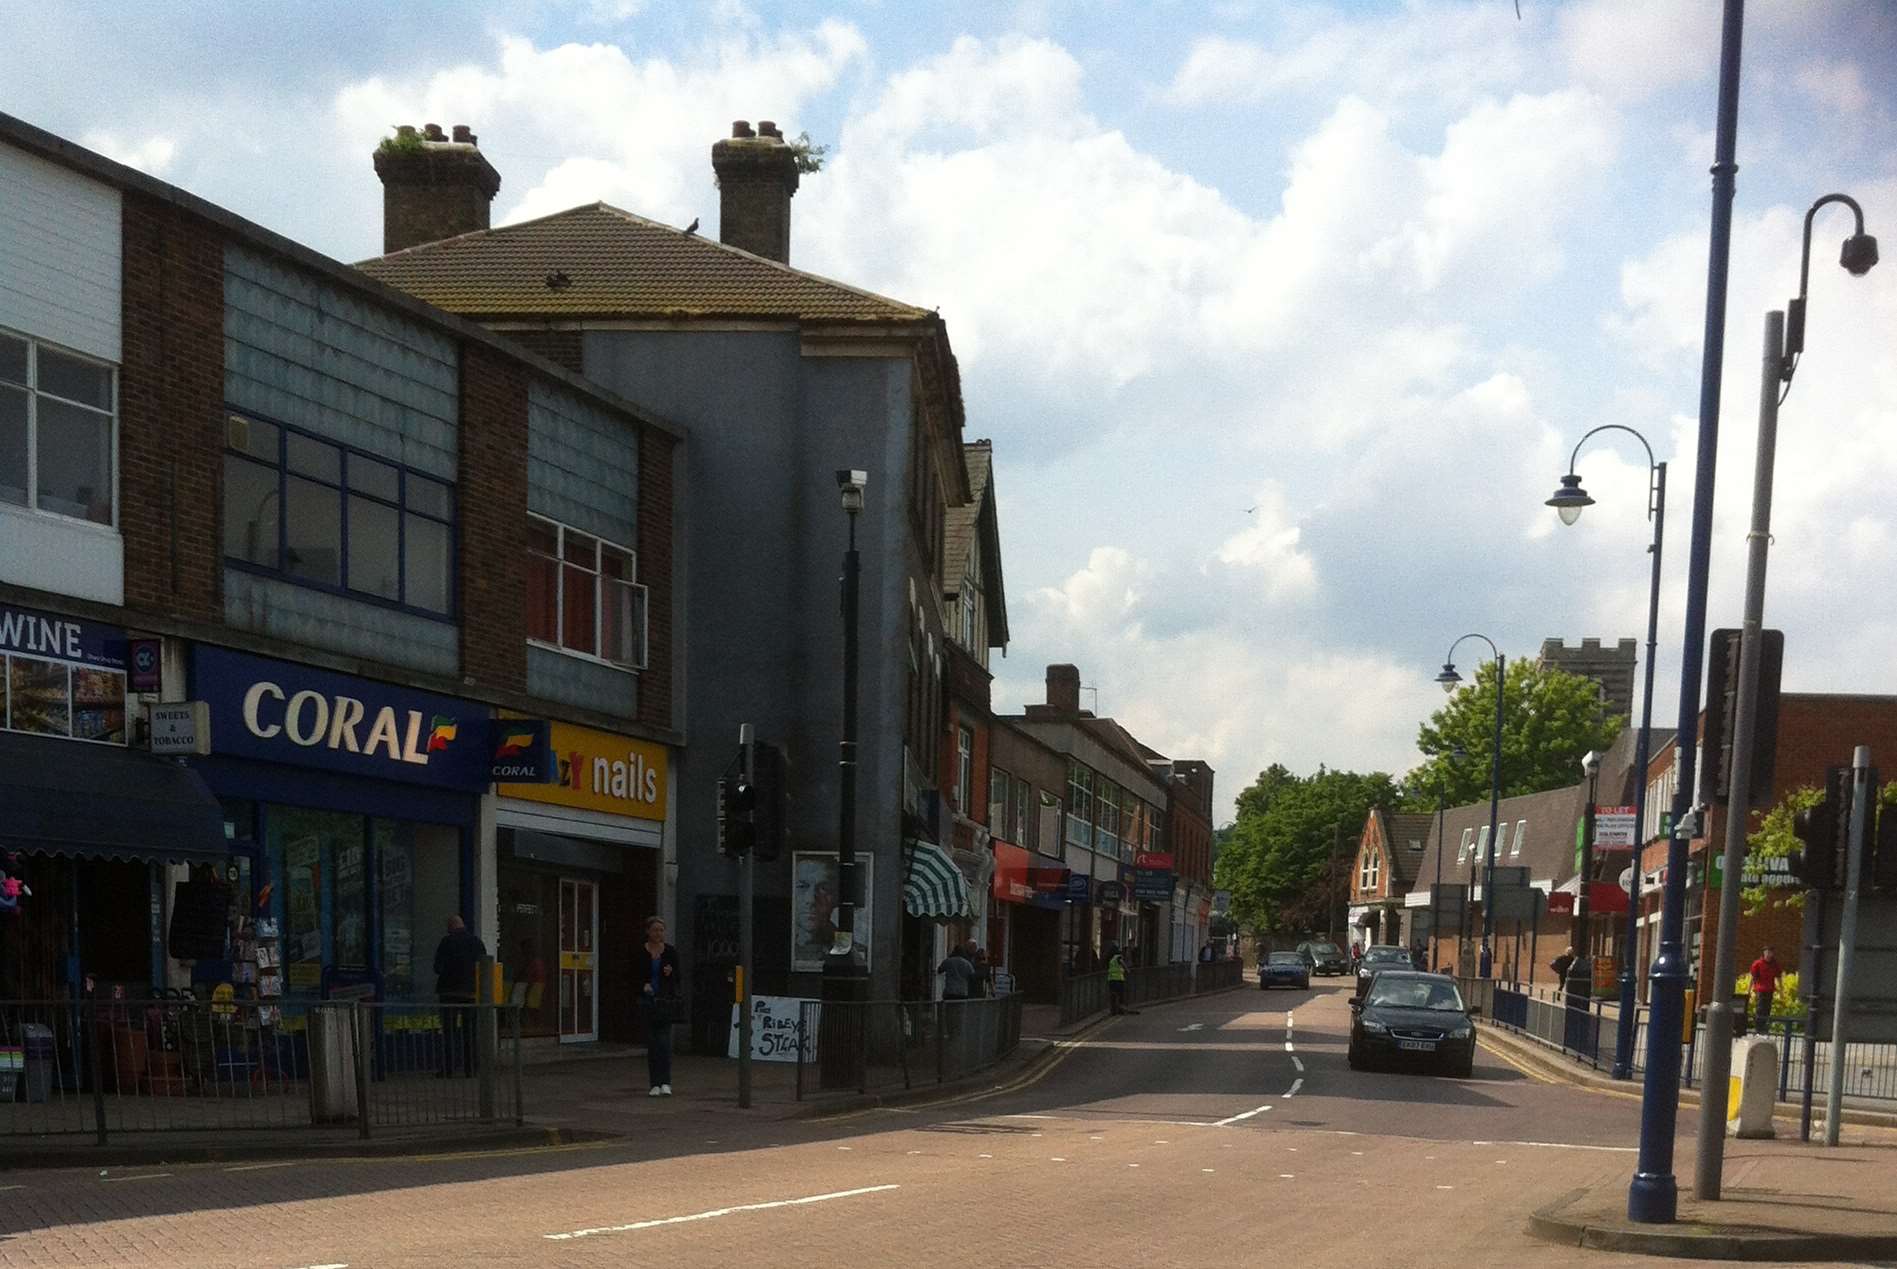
(544, 271, 572, 290)
(683, 217, 699, 235)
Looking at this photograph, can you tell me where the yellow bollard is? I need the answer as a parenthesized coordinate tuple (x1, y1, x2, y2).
(1682, 988, 1697, 1044)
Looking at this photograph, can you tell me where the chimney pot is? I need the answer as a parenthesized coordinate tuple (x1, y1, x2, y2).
(423, 123, 446, 142)
(1045, 664, 1081, 714)
(452, 124, 473, 144)
(732, 120, 755, 138)
(711, 120, 800, 263)
(395, 124, 420, 141)
(374, 122, 502, 254)
(758, 120, 781, 138)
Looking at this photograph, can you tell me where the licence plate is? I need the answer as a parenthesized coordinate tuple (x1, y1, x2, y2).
(1397, 1040, 1437, 1052)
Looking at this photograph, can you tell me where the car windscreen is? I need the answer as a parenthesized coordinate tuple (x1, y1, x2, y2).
(1268, 953, 1305, 965)
(1365, 979, 1465, 1011)
(1364, 950, 1409, 963)
(1306, 944, 1342, 957)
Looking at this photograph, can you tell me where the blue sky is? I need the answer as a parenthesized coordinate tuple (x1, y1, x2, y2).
(6, 1, 1893, 820)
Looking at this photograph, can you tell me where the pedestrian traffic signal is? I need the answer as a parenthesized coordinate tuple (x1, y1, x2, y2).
(718, 769, 757, 857)
(1701, 628, 1784, 808)
(1788, 765, 1847, 889)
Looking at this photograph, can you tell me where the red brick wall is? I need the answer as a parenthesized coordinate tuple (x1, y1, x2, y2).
(637, 427, 675, 731)
(118, 193, 224, 624)
(457, 343, 530, 693)
(503, 328, 583, 375)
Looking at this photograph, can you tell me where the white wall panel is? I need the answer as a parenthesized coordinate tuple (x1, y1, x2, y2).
(0, 143, 121, 361)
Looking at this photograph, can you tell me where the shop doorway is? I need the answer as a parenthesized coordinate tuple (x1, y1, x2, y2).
(559, 878, 598, 1043)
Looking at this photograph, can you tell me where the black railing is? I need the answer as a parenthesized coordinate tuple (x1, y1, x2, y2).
(794, 995, 1026, 1100)
(0, 997, 523, 1142)
(1058, 972, 1107, 1026)
(1056, 958, 1242, 1028)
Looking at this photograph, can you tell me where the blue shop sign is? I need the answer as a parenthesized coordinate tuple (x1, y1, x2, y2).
(1129, 867, 1176, 902)
(1066, 874, 1094, 902)
(0, 602, 124, 668)
(190, 646, 491, 791)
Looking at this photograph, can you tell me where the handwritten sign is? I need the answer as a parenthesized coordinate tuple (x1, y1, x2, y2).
(727, 995, 819, 1063)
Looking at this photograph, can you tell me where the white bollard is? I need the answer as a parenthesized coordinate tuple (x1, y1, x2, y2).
(1727, 1034, 1778, 1139)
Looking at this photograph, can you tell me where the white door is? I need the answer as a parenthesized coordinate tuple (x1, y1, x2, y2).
(559, 878, 598, 1043)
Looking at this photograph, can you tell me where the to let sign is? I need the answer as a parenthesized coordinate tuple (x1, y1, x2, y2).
(1593, 807, 1638, 848)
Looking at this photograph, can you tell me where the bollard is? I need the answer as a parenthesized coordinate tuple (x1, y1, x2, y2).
(1728, 1035, 1778, 1138)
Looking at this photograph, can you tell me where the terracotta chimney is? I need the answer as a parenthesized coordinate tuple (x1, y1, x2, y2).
(710, 118, 800, 263)
(373, 123, 501, 254)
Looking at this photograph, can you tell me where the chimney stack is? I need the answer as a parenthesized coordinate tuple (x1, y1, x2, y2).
(710, 118, 800, 264)
(1046, 664, 1081, 714)
(373, 123, 501, 255)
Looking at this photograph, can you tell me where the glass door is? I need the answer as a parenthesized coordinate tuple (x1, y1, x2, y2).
(559, 878, 598, 1043)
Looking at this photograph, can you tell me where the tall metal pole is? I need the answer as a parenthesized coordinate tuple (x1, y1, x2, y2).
(1825, 746, 1872, 1146)
(1480, 655, 1505, 979)
(1629, 0, 1744, 1226)
(1613, 462, 1667, 1079)
(1432, 784, 1445, 970)
(1328, 822, 1341, 943)
(1570, 766, 1600, 1002)
(738, 723, 755, 1109)
(1693, 310, 1784, 1197)
(821, 490, 868, 1087)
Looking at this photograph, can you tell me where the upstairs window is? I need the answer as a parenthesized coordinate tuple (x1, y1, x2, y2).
(224, 413, 452, 615)
(1457, 827, 1474, 863)
(955, 726, 974, 813)
(1511, 819, 1527, 857)
(1359, 849, 1381, 893)
(0, 329, 115, 527)
(525, 515, 647, 670)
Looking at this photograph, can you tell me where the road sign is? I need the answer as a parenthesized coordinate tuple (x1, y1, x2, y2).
(1594, 806, 1638, 848)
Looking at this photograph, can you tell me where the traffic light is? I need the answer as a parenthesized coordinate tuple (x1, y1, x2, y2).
(1701, 628, 1784, 808)
(1788, 765, 1847, 890)
(750, 741, 789, 862)
(718, 768, 757, 857)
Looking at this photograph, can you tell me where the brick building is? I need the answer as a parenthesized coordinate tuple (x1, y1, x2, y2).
(1347, 807, 1434, 950)
(0, 114, 681, 1049)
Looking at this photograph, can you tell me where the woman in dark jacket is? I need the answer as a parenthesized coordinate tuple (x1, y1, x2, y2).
(633, 916, 681, 1096)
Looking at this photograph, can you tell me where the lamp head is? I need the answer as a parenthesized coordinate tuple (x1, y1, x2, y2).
(1546, 473, 1594, 526)
(1582, 749, 1602, 778)
(1841, 231, 1880, 277)
(1435, 662, 1462, 694)
(835, 468, 869, 515)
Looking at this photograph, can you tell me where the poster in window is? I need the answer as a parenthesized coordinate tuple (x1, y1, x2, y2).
(791, 853, 873, 974)
(7, 657, 69, 736)
(69, 666, 126, 742)
(378, 822, 414, 998)
(334, 835, 367, 970)
(285, 834, 322, 983)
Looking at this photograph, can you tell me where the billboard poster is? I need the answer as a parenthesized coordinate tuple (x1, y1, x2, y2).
(791, 853, 874, 974)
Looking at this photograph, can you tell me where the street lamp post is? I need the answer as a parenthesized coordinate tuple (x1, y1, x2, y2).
(821, 469, 870, 1087)
(1435, 637, 1505, 979)
(1428, 746, 1466, 974)
(1547, 425, 1667, 1079)
(1692, 193, 1878, 1201)
(1627, 0, 1745, 1224)
(1568, 752, 1603, 1004)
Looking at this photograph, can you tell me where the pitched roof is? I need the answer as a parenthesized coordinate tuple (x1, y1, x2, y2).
(355, 202, 933, 323)
(1385, 812, 1436, 890)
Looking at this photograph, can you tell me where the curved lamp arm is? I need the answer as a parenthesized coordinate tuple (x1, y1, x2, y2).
(1444, 632, 1500, 666)
(1798, 192, 1868, 306)
(1565, 424, 1661, 521)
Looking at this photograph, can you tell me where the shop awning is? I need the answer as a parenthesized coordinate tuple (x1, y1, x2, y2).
(0, 733, 228, 864)
(903, 838, 971, 920)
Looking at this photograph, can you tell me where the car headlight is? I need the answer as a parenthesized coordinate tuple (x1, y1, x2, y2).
(1361, 1019, 1389, 1034)
(1450, 1022, 1473, 1040)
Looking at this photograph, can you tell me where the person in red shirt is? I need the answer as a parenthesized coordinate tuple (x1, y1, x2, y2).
(1748, 946, 1782, 1030)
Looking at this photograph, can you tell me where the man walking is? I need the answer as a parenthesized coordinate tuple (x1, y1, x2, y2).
(434, 914, 486, 1077)
(1551, 946, 1576, 999)
(1748, 945, 1782, 1033)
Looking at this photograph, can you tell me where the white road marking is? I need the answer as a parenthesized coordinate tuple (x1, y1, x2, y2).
(0, 1185, 24, 1193)
(545, 1185, 900, 1240)
(1128, 1162, 1140, 1168)
(1179, 1022, 1205, 1032)
(1284, 1041, 1295, 1052)
(1292, 1056, 1304, 1072)
(1437, 1185, 1455, 1190)
(1286, 1012, 1295, 1027)
(979, 1153, 993, 1159)
(224, 1161, 298, 1173)
(1004, 1113, 1062, 1120)
(1050, 1157, 1066, 1162)
(1284, 1079, 1303, 1098)
(1213, 1104, 1273, 1127)
(1202, 1168, 1215, 1173)
(1279, 1173, 1295, 1179)
(291, 1263, 349, 1269)
(1471, 1140, 1637, 1154)
(102, 1172, 171, 1183)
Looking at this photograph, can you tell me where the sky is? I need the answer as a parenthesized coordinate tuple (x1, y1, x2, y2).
(6, 1, 1892, 824)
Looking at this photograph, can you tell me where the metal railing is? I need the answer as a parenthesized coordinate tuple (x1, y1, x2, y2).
(1056, 958, 1243, 1028)
(1058, 972, 1107, 1026)
(0, 997, 522, 1142)
(1195, 958, 1244, 994)
(794, 994, 1025, 1100)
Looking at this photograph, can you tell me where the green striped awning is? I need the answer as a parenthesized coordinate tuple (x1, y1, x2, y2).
(902, 839, 971, 919)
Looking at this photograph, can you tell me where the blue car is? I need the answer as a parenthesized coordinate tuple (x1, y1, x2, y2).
(1260, 950, 1312, 990)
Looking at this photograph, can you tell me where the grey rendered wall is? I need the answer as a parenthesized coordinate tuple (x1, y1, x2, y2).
(582, 329, 920, 999)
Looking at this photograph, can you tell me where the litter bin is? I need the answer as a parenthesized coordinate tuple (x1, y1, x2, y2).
(22, 1024, 55, 1104)
(307, 1005, 360, 1124)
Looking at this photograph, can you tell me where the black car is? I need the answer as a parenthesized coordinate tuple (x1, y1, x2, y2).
(1347, 971, 1477, 1077)
(1296, 940, 1349, 976)
(1352, 945, 1413, 996)
(1260, 950, 1312, 990)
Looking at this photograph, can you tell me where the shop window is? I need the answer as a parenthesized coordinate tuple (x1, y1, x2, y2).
(525, 514, 647, 670)
(0, 328, 117, 527)
(223, 412, 454, 616)
(3, 651, 126, 744)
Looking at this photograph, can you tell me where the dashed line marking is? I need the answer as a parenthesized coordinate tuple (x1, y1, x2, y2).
(1284, 1041, 1296, 1051)
(1213, 1103, 1273, 1127)
(1279, 1173, 1296, 1179)
(545, 1185, 899, 1240)
(1179, 1022, 1205, 1032)
(1292, 1055, 1304, 1072)
(101, 1172, 171, 1183)
(1285, 1078, 1303, 1098)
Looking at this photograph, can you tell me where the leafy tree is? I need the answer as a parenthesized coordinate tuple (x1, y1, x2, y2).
(1744, 781, 1897, 916)
(789, 131, 829, 174)
(1412, 659, 1624, 806)
(1214, 765, 1399, 935)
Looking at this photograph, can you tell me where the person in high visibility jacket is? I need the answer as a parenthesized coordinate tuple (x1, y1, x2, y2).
(1107, 945, 1137, 1015)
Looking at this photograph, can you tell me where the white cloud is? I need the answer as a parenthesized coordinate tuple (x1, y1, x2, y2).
(1212, 483, 1318, 605)
(80, 131, 177, 175)
(1795, 58, 1871, 115)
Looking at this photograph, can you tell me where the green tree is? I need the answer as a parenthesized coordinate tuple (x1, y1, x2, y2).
(1213, 765, 1399, 935)
(1744, 781, 1897, 916)
(1412, 659, 1624, 806)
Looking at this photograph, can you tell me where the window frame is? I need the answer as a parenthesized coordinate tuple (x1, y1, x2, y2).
(0, 327, 119, 531)
(1359, 847, 1381, 893)
(1457, 827, 1473, 864)
(222, 410, 456, 620)
(1511, 819, 1527, 858)
(955, 725, 974, 813)
(524, 512, 649, 672)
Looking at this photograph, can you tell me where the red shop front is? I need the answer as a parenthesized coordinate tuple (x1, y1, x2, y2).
(991, 842, 1068, 1004)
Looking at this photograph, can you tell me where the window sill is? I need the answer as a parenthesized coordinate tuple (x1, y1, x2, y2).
(0, 501, 119, 537)
(527, 639, 641, 676)
(223, 559, 455, 624)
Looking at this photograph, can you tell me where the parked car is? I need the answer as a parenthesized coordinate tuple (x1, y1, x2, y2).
(1260, 950, 1312, 990)
(1296, 940, 1350, 976)
(1352, 945, 1413, 996)
(1347, 971, 1477, 1077)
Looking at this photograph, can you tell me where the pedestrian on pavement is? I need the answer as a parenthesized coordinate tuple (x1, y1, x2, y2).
(938, 942, 976, 1001)
(1199, 941, 1214, 964)
(1107, 944, 1138, 1015)
(634, 916, 680, 1097)
(433, 914, 486, 1078)
(1551, 946, 1576, 998)
(1411, 941, 1427, 970)
(970, 946, 993, 998)
(1748, 945, 1782, 1032)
